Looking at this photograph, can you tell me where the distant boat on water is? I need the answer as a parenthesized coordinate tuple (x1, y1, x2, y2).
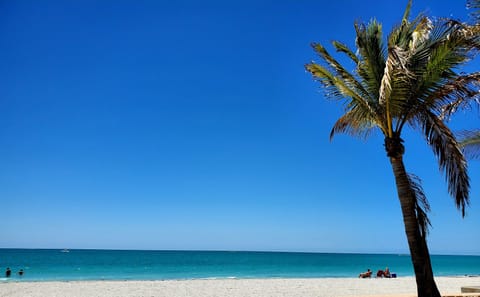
(60, 249, 70, 253)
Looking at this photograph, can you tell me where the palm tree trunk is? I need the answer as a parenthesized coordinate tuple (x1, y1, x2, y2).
(389, 155, 441, 297)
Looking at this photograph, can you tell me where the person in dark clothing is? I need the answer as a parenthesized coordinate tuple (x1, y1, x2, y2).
(359, 268, 372, 278)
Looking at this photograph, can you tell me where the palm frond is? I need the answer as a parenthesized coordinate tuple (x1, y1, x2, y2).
(387, 1, 422, 50)
(311, 43, 372, 102)
(332, 41, 359, 64)
(402, 0, 413, 24)
(467, 0, 480, 23)
(378, 9, 432, 134)
(424, 25, 476, 79)
(305, 63, 346, 99)
(379, 45, 415, 136)
(395, 20, 480, 128)
(329, 110, 378, 140)
(410, 17, 433, 50)
(379, 46, 413, 107)
(407, 173, 431, 238)
(458, 130, 480, 159)
(417, 111, 470, 216)
(437, 72, 480, 119)
(408, 18, 454, 74)
(306, 41, 386, 128)
(306, 63, 358, 100)
(355, 19, 386, 99)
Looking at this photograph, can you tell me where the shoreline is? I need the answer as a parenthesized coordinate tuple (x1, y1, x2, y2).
(2, 274, 480, 282)
(2, 272, 480, 283)
(1, 276, 479, 297)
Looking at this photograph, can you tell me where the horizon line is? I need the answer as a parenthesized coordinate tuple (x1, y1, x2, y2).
(1, 247, 479, 257)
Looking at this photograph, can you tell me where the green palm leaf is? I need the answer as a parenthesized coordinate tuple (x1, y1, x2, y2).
(407, 173, 431, 238)
(459, 130, 480, 159)
(416, 111, 469, 216)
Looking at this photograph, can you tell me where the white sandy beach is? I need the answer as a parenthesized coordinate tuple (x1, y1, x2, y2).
(1, 276, 479, 297)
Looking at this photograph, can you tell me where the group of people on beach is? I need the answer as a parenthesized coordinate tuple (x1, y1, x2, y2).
(4, 267, 24, 278)
(359, 267, 394, 278)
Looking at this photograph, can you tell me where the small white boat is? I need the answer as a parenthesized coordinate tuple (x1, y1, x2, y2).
(61, 249, 70, 253)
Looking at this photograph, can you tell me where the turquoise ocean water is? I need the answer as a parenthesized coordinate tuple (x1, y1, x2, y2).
(0, 249, 479, 282)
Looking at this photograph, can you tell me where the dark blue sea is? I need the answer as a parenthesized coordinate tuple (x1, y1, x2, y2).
(0, 249, 479, 282)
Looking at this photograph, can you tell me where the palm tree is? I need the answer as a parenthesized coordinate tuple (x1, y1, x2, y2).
(305, 1, 480, 296)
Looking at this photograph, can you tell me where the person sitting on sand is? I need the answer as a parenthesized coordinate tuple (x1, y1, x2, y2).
(376, 269, 385, 278)
(359, 269, 372, 278)
(384, 267, 391, 278)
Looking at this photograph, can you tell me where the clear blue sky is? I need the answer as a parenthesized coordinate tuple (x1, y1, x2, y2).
(1, 0, 479, 255)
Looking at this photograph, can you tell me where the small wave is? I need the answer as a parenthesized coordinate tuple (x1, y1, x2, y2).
(198, 276, 238, 280)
